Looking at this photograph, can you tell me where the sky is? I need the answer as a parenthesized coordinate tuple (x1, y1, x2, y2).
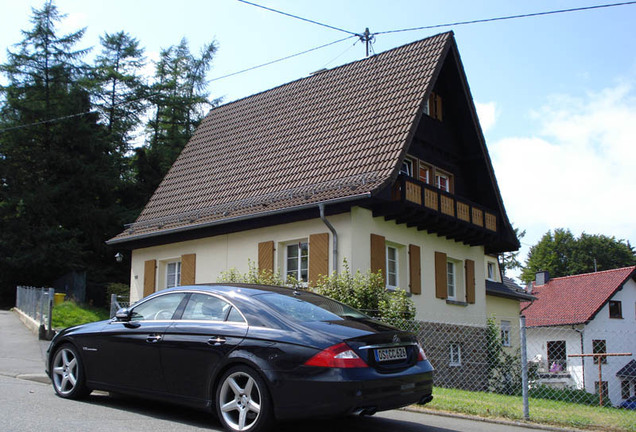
(2, 0, 635, 279)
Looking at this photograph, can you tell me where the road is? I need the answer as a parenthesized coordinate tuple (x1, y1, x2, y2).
(0, 374, 557, 432)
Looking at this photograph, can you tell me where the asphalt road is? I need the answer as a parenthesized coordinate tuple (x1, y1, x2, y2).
(0, 374, 558, 432)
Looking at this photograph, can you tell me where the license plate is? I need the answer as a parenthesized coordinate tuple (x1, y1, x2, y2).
(375, 346, 407, 362)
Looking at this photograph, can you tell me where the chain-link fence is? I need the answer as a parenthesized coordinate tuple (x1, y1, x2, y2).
(384, 314, 635, 431)
(15, 286, 55, 339)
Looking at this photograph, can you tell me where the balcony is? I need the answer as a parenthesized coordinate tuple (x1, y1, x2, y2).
(372, 175, 499, 247)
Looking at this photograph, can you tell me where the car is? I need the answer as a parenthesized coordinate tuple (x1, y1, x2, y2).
(619, 395, 636, 410)
(46, 284, 434, 432)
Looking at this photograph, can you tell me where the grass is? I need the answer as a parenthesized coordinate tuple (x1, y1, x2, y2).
(424, 387, 636, 432)
(51, 301, 110, 329)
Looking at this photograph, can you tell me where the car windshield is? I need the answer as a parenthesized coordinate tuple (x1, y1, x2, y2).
(255, 291, 367, 323)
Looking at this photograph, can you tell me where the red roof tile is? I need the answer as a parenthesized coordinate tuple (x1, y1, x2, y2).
(523, 266, 636, 327)
(109, 32, 453, 244)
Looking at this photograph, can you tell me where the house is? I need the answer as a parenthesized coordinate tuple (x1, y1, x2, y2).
(108, 32, 519, 390)
(485, 268, 535, 351)
(523, 267, 636, 406)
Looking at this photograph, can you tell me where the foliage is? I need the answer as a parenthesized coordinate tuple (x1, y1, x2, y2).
(486, 317, 522, 395)
(528, 385, 610, 407)
(500, 225, 525, 275)
(51, 300, 110, 329)
(314, 262, 417, 330)
(106, 282, 130, 304)
(217, 261, 288, 287)
(521, 228, 635, 282)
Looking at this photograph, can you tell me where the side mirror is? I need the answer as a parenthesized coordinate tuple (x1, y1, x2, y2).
(115, 307, 133, 322)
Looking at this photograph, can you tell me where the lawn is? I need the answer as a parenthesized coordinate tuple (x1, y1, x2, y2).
(423, 387, 636, 432)
(51, 301, 110, 329)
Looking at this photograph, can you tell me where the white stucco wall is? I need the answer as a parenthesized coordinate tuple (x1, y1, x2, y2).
(130, 206, 490, 326)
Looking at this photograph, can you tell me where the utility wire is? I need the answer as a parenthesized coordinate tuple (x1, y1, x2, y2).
(236, 0, 359, 36)
(375, 1, 636, 35)
(0, 111, 96, 133)
(209, 35, 355, 82)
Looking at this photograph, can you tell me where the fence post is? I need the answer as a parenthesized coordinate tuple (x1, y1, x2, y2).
(47, 288, 55, 339)
(520, 314, 529, 420)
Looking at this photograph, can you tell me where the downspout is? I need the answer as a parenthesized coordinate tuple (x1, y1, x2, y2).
(318, 204, 338, 275)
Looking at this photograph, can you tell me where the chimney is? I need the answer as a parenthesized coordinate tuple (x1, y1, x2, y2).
(535, 271, 550, 286)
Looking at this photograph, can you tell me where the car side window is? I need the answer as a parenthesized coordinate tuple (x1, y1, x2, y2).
(182, 293, 232, 321)
(226, 306, 246, 323)
(130, 293, 186, 321)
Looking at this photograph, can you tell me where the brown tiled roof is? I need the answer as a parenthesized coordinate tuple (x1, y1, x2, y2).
(109, 32, 453, 244)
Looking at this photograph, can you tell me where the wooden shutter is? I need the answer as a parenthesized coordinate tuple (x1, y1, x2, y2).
(434, 251, 447, 299)
(409, 245, 421, 295)
(370, 234, 386, 285)
(181, 254, 196, 285)
(308, 233, 329, 286)
(465, 259, 476, 304)
(258, 241, 275, 274)
(143, 260, 156, 298)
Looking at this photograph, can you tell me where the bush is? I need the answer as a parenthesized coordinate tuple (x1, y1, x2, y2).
(52, 301, 110, 329)
(106, 282, 130, 304)
(217, 261, 288, 286)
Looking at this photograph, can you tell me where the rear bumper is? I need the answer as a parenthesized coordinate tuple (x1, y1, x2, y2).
(266, 361, 434, 420)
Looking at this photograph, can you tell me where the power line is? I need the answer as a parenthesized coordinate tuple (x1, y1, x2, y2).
(0, 111, 96, 133)
(236, 0, 359, 36)
(375, 1, 636, 35)
(209, 36, 355, 82)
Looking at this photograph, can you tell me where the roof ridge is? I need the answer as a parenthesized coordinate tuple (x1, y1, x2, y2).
(209, 31, 454, 113)
(538, 265, 636, 285)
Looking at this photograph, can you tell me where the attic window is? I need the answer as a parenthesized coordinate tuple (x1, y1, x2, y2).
(400, 158, 413, 177)
(424, 92, 443, 121)
(609, 301, 622, 319)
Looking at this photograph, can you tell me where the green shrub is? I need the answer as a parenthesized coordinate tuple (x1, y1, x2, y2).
(106, 282, 130, 304)
(218, 261, 288, 286)
(52, 301, 110, 329)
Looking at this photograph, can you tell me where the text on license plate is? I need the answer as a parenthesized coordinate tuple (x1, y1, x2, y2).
(375, 346, 408, 362)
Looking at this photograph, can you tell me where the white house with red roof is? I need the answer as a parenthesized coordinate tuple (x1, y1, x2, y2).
(523, 267, 636, 406)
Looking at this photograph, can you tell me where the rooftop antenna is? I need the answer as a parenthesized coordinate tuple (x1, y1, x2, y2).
(359, 28, 375, 57)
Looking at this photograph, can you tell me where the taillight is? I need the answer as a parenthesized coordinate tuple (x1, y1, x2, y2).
(417, 343, 427, 361)
(304, 342, 368, 368)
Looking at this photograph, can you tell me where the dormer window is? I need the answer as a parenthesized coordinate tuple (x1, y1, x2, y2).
(424, 91, 443, 121)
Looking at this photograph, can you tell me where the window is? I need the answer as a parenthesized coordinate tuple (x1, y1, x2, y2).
(286, 241, 308, 283)
(609, 300, 622, 319)
(449, 343, 461, 366)
(130, 293, 187, 321)
(500, 320, 511, 347)
(622, 380, 631, 399)
(593, 339, 607, 364)
(595, 381, 609, 401)
(447, 261, 456, 300)
(400, 158, 413, 177)
(436, 172, 450, 192)
(182, 293, 232, 321)
(487, 262, 496, 281)
(419, 164, 430, 184)
(386, 245, 399, 289)
(166, 261, 181, 288)
(425, 92, 443, 121)
(547, 340, 567, 372)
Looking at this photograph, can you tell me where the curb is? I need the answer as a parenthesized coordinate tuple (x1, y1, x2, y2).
(403, 406, 589, 432)
(12, 308, 41, 336)
(17, 373, 50, 385)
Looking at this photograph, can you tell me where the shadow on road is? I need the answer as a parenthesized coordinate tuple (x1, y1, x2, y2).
(77, 392, 457, 432)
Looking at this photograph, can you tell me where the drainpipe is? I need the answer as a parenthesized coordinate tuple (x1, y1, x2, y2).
(318, 204, 338, 275)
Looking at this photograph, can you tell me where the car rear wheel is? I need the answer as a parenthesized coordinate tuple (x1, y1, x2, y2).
(216, 365, 273, 432)
(51, 344, 90, 399)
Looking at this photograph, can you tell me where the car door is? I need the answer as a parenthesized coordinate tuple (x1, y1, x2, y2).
(91, 292, 188, 393)
(160, 293, 248, 403)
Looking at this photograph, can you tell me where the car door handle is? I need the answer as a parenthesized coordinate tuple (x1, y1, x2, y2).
(146, 335, 162, 344)
(208, 337, 226, 346)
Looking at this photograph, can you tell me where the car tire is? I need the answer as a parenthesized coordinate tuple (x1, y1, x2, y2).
(51, 344, 90, 399)
(216, 365, 274, 432)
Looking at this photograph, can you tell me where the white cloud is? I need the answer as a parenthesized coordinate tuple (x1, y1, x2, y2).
(490, 81, 636, 250)
(475, 101, 497, 132)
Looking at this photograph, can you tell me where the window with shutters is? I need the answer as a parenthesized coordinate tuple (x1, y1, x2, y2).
(285, 240, 308, 283)
(386, 245, 399, 289)
(447, 261, 456, 300)
(166, 261, 181, 289)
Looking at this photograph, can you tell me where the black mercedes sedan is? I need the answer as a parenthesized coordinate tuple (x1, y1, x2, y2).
(46, 284, 434, 432)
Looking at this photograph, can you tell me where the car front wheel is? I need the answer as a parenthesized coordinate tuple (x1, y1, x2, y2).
(216, 365, 273, 432)
(51, 344, 90, 399)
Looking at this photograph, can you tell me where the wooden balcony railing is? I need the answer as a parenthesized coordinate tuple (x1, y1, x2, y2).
(392, 175, 497, 233)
